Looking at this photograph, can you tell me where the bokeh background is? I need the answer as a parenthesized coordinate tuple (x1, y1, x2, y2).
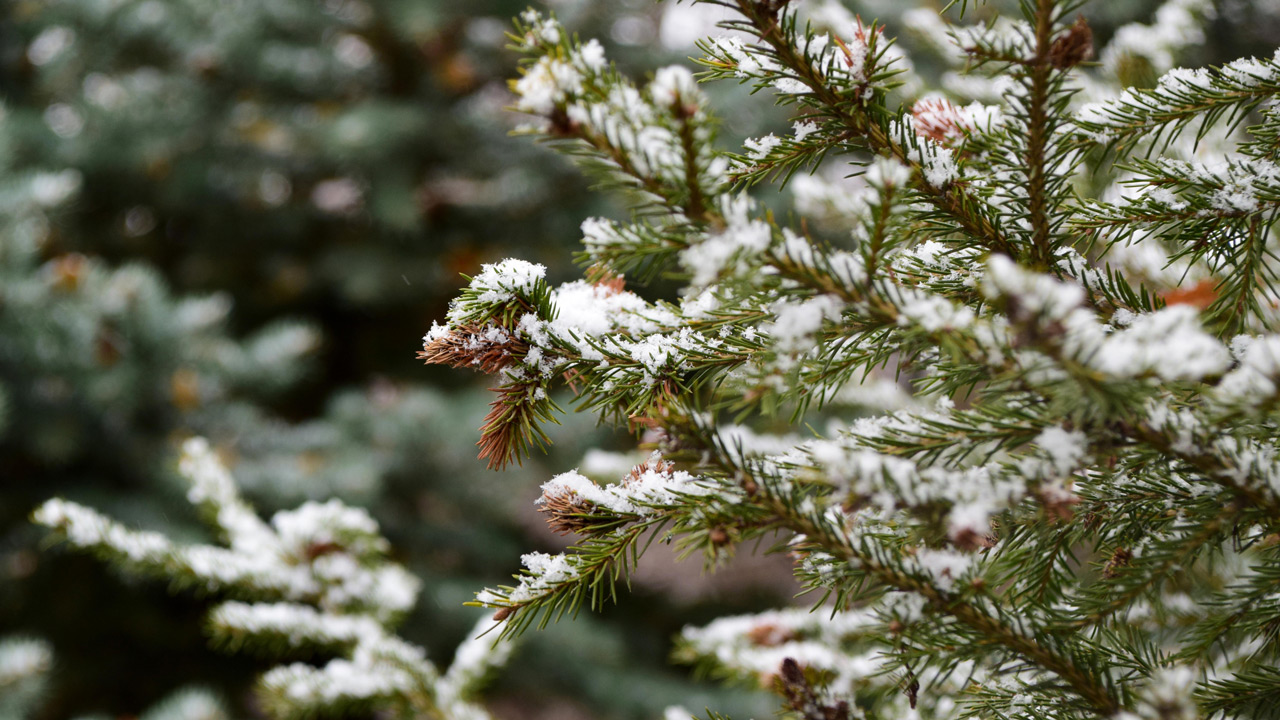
(1, 0, 1276, 717)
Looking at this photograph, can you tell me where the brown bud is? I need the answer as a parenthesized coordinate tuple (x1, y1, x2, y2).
(912, 97, 966, 144)
(1049, 16, 1093, 70)
(436, 54, 478, 94)
(951, 527, 996, 552)
(624, 457, 675, 487)
(95, 327, 124, 367)
(754, 0, 792, 22)
(1162, 278, 1218, 310)
(547, 106, 576, 136)
(492, 606, 514, 621)
(591, 270, 627, 296)
(170, 369, 201, 411)
(1103, 546, 1132, 578)
(746, 623, 796, 647)
(1036, 485, 1080, 523)
(779, 657, 804, 685)
(709, 527, 730, 547)
(538, 487, 603, 536)
(189, 51, 222, 79)
(49, 254, 88, 292)
(303, 541, 343, 561)
(627, 414, 662, 432)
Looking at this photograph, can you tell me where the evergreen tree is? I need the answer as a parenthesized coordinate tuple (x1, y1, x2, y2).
(3, 2, 782, 716)
(25, 0, 1280, 719)
(0, 168, 619, 714)
(34, 437, 516, 720)
(410, 1, 1280, 718)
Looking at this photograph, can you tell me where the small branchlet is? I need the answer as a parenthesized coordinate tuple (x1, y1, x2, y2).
(418, 324, 528, 375)
(477, 381, 557, 471)
(775, 658, 851, 720)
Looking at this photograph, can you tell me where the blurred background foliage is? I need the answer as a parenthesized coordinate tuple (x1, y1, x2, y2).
(1, 0, 1277, 717)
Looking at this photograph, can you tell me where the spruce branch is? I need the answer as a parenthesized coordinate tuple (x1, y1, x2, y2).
(707, 0, 1020, 259)
(1076, 54, 1280, 156)
(1198, 665, 1280, 720)
(753, 467, 1123, 716)
(476, 379, 560, 471)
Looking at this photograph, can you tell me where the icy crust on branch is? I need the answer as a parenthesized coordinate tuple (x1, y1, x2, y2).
(674, 605, 985, 718)
(459, 260, 547, 313)
(984, 256, 1231, 382)
(33, 439, 418, 617)
(182, 436, 281, 555)
(429, 258, 551, 337)
(1216, 335, 1280, 408)
(737, 410, 1088, 548)
(260, 650, 427, 711)
(219, 602, 438, 711)
(490, 552, 582, 606)
(1075, 51, 1280, 144)
(33, 439, 516, 720)
(212, 601, 385, 647)
(510, 12, 726, 213)
(1145, 400, 1280, 498)
(704, 15, 876, 97)
(677, 608, 883, 690)
(477, 456, 733, 613)
(429, 253, 812, 395)
(1090, 158, 1280, 218)
(540, 460, 716, 518)
(36, 439, 417, 621)
(426, 258, 681, 376)
(257, 615, 512, 719)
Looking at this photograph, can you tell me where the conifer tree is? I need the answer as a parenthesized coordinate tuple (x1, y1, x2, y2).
(26, 0, 1280, 718)
(0, 164, 608, 714)
(32, 438, 516, 720)
(0, 49, 616, 720)
(4, 1, 780, 716)
(412, 1, 1280, 718)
